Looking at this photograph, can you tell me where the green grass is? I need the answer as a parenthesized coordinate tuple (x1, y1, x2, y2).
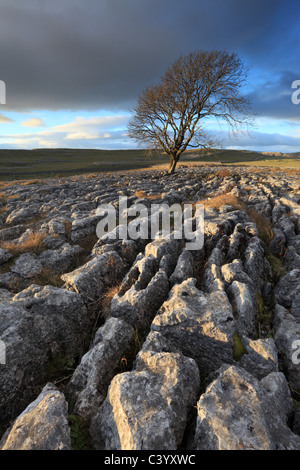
(0, 148, 169, 181)
(181, 148, 300, 171)
(68, 415, 92, 450)
(266, 253, 287, 284)
(0, 148, 299, 182)
(232, 333, 248, 361)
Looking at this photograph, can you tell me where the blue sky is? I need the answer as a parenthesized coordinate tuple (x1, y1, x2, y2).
(0, 0, 300, 153)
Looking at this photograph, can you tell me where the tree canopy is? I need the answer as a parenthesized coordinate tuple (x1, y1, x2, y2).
(128, 50, 252, 174)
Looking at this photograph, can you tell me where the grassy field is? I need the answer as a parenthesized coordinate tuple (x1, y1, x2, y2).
(0, 148, 169, 181)
(181, 149, 300, 168)
(0, 148, 299, 182)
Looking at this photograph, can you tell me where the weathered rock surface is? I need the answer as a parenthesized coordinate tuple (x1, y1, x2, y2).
(0, 284, 88, 424)
(169, 248, 194, 286)
(0, 248, 12, 265)
(90, 350, 200, 450)
(0, 165, 299, 450)
(273, 304, 300, 394)
(0, 383, 71, 450)
(274, 269, 300, 309)
(151, 278, 236, 377)
(39, 243, 83, 272)
(110, 253, 169, 329)
(67, 317, 135, 420)
(194, 365, 300, 450)
(61, 251, 125, 303)
(10, 253, 43, 278)
(237, 336, 279, 380)
(227, 280, 257, 337)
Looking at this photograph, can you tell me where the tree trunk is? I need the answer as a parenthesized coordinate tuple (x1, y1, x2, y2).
(168, 154, 178, 174)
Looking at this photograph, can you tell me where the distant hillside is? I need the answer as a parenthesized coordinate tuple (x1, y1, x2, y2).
(0, 147, 299, 181)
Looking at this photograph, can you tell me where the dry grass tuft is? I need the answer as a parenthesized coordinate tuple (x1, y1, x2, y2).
(100, 284, 120, 319)
(2, 232, 47, 256)
(0, 192, 7, 213)
(134, 190, 163, 200)
(77, 234, 98, 253)
(194, 193, 247, 211)
(19, 179, 43, 186)
(281, 168, 300, 176)
(0, 191, 7, 201)
(215, 169, 232, 178)
(247, 208, 274, 245)
(64, 220, 72, 241)
(33, 266, 65, 288)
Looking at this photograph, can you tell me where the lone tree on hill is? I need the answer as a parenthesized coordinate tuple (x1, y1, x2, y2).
(127, 49, 253, 174)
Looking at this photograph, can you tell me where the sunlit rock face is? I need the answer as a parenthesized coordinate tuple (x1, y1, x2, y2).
(89, 350, 200, 450)
(194, 365, 300, 450)
(0, 166, 299, 450)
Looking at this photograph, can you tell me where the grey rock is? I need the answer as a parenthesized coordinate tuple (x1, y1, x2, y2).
(0, 165, 298, 451)
(70, 215, 103, 242)
(90, 350, 200, 450)
(0, 383, 71, 450)
(285, 246, 300, 271)
(194, 365, 300, 450)
(293, 408, 300, 436)
(202, 247, 225, 293)
(227, 281, 257, 337)
(92, 239, 139, 268)
(0, 288, 13, 301)
(110, 255, 169, 329)
(10, 253, 43, 279)
(0, 285, 88, 424)
(169, 248, 194, 286)
(151, 278, 235, 377)
(227, 229, 247, 262)
(0, 271, 25, 292)
(145, 235, 180, 264)
(277, 214, 296, 242)
(274, 269, 300, 308)
(269, 227, 286, 258)
(274, 304, 300, 394)
(221, 259, 256, 293)
(290, 235, 300, 255)
(291, 294, 300, 322)
(243, 236, 266, 287)
(62, 251, 125, 303)
(47, 218, 68, 236)
(137, 330, 181, 355)
(0, 224, 27, 242)
(237, 336, 279, 379)
(0, 248, 12, 265)
(272, 204, 287, 224)
(5, 205, 41, 225)
(39, 243, 84, 273)
(68, 317, 135, 420)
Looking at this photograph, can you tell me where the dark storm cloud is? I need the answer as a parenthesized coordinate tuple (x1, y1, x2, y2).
(1, 0, 300, 114)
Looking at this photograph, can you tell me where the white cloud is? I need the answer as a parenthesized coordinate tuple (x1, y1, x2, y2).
(22, 117, 45, 127)
(0, 112, 131, 149)
(65, 131, 99, 140)
(52, 115, 129, 133)
(0, 112, 14, 123)
(0, 112, 131, 148)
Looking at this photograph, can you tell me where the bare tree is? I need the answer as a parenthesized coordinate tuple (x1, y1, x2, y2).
(127, 50, 253, 174)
